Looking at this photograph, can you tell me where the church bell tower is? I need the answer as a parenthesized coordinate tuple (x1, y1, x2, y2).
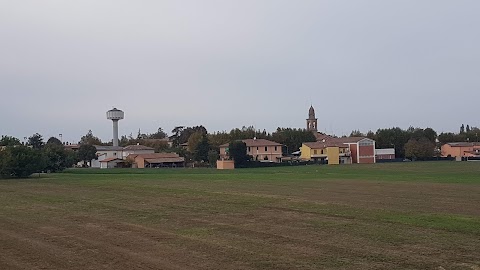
(307, 105, 318, 132)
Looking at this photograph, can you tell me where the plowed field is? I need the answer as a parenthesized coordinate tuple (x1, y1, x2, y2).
(1, 162, 479, 269)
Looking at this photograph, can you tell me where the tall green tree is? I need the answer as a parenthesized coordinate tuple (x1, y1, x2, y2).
(171, 126, 185, 147)
(271, 128, 316, 154)
(366, 130, 376, 140)
(404, 137, 435, 160)
(437, 132, 465, 145)
(423, 128, 437, 143)
(148, 127, 168, 139)
(375, 127, 410, 158)
(28, 133, 44, 149)
(79, 130, 102, 145)
(208, 132, 231, 149)
(193, 136, 210, 162)
(77, 144, 97, 167)
(46, 137, 62, 145)
(208, 150, 219, 167)
(229, 141, 250, 167)
(229, 126, 267, 141)
(0, 135, 21, 146)
(349, 130, 364, 137)
(187, 131, 205, 153)
(0, 146, 45, 178)
(43, 144, 75, 172)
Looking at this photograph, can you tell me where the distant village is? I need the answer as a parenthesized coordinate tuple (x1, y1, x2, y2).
(1, 106, 479, 174)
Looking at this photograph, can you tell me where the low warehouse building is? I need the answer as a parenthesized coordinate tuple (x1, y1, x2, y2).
(128, 153, 185, 168)
(375, 148, 396, 160)
(99, 158, 124, 169)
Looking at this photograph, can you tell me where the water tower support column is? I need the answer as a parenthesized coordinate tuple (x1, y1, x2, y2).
(112, 120, 119, 147)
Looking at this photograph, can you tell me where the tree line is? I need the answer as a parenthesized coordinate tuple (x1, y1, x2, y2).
(350, 124, 479, 159)
(2, 123, 477, 177)
(1, 126, 316, 176)
(0, 134, 77, 178)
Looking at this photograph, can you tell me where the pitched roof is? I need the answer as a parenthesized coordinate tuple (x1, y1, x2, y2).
(100, 157, 124, 162)
(446, 142, 480, 147)
(128, 153, 181, 160)
(314, 133, 335, 141)
(123, 145, 154, 151)
(220, 139, 283, 148)
(94, 145, 124, 151)
(331, 137, 373, 143)
(308, 105, 316, 118)
(314, 133, 375, 144)
(303, 141, 348, 149)
(145, 157, 185, 163)
(243, 139, 282, 147)
(375, 148, 395, 155)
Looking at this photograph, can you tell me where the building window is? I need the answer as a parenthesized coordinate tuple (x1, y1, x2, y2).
(359, 140, 374, 146)
(248, 147, 251, 152)
(314, 150, 317, 155)
(275, 146, 277, 151)
(265, 147, 268, 152)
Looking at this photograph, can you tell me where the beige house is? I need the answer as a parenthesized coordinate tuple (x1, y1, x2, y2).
(220, 138, 283, 162)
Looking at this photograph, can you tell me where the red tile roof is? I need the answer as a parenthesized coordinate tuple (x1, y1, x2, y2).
(220, 139, 283, 148)
(128, 153, 181, 160)
(446, 142, 480, 147)
(314, 133, 373, 144)
(303, 142, 349, 149)
(331, 137, 373, 143)
(100, 158, 123, 162)
(314, 133, 335, 141)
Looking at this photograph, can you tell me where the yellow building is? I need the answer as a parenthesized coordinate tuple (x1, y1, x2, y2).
(300, 142, 351, 165)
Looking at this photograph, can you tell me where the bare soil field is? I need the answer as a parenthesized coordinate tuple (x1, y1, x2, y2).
(0, 162, 479, 269)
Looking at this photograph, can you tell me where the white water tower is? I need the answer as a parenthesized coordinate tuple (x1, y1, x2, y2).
(106, 108, 124, 147)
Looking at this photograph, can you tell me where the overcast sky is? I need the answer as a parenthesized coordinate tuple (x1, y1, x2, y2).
(1, 0, 479, 143)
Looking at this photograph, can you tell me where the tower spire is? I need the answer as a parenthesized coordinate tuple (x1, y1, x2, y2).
(307, 105, 318, 132)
